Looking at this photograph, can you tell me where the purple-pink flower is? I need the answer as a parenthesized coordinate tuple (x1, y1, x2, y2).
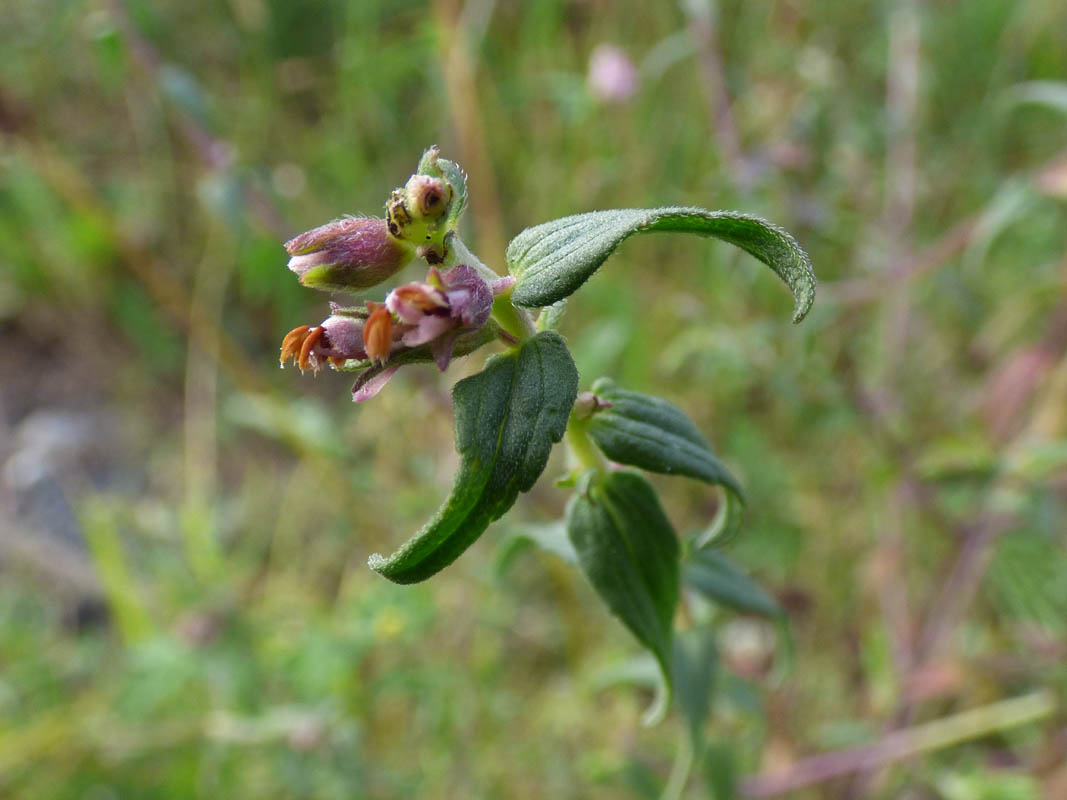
(280, 265, 494, 401)
(285, 217, 414, 293)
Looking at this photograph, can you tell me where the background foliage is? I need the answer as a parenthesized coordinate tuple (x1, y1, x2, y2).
(2, 0, 1067, 797)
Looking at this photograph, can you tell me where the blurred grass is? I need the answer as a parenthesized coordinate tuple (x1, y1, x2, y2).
(2, 0, 1067, 797)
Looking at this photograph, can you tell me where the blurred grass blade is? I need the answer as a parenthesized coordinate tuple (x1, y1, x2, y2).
(507, 207, 815, 322)
(369, 332, 578, 584)
(82, 501, 153, 644)
(1003, 80, 1067, 114)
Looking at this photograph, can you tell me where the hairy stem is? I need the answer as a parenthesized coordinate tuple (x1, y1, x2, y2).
(449, 234, 536, 342)
(565, 418, 610, 473)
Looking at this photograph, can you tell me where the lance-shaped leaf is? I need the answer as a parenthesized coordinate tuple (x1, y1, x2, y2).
(369, 332, 578, 583)
(683, 549, 782, 619)
(585, 377, 745, 543)
(567, 470, 680, 722)
(673, 627, 719, 748)
(507, 207, 815, 322)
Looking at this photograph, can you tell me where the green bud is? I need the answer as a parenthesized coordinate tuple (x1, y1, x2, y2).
(386, 175, 454, 263)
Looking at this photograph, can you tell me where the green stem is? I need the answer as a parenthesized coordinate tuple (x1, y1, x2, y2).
(660, 730, 694, 800)
(449, 234, 536, 342)
(492, 290, 537, 342)
(565, 417, 609, 472)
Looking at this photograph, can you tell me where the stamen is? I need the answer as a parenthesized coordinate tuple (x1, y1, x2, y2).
(363, 306, 393, 364)
(280, 325, 311, 365)
(298, 326, 325, 372)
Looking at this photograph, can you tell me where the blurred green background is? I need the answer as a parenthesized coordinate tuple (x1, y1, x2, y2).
(2, 0, 1067, 797)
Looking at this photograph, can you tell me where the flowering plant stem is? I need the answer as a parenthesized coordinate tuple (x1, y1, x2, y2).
(565, 416, 609, 473)
(277, 147, 817, 795)
(448, 234, 536, 342)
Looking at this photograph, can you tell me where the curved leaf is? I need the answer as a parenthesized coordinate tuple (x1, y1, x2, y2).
(586, 378, 744, 543)
(368, 332, 578, 583)
(673, 628, 719, 747)
(683, 549, 782, 619)
(507, 207, 815, 322)
(567, 470, 680, 721)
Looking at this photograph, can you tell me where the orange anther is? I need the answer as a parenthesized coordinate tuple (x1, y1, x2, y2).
(363, 306, 393, 364)
(280, 325, 311, 365)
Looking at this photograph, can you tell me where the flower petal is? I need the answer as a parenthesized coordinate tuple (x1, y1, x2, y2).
(352, 366, 400, 402)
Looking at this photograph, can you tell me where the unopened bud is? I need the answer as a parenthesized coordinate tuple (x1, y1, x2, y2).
(386, 175, 453, 259)
(386, 281, 448, 324)
(405, 175, 451, 220)
(440, 265, 492, 330)
(572, 391, 611, 420)
(285, 217, 413, 293)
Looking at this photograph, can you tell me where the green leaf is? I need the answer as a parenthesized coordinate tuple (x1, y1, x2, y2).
(369, 332, 578, 584)
(493, 520, 577, 580)
(683, 549, 782, 619)
(673, 627, 718, 747)
(536, 299, 567, 332)
(507, 207, 815, 322)
(566, 470, 680, 722)
(703, 742, 738, 800)
(585, 377, 744, 542)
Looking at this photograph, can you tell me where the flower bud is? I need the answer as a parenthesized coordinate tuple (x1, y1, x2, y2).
(285, 217, 414, 293)
(385, 176, 453, 262)
(405, 175, 451, 220)
(572, 391, 611, 420)
(386, 281, 448, 324)
(440, 265, 492, 330)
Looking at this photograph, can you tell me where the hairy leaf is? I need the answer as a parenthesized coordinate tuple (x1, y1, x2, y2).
(369, 332, 578, 583)
(586, 377, 744, 542)
(567, 470, 680, 718)
(507, 207, 815, 321)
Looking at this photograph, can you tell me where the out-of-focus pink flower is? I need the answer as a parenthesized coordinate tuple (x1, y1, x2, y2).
(587, 44, 638, 104)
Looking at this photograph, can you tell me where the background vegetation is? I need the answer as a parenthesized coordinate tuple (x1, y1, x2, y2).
(2, 0, 1067, 797)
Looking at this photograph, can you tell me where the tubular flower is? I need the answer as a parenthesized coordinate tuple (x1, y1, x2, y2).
(280, 265, 495, 402)
(285, 217, 414, 293)
(280, 313, 368, 373)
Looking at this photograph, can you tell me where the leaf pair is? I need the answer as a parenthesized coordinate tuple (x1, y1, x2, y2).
(585, 377, 745, 545)
(564, 380, 747, 721)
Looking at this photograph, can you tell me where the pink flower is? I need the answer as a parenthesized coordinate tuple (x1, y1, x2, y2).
(280, 265, 495, 401)
(587, 44, 638, 104)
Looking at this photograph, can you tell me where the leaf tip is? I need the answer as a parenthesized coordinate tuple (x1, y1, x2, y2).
(790, 283, 816, 324)
(367, 552, 411, 584)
